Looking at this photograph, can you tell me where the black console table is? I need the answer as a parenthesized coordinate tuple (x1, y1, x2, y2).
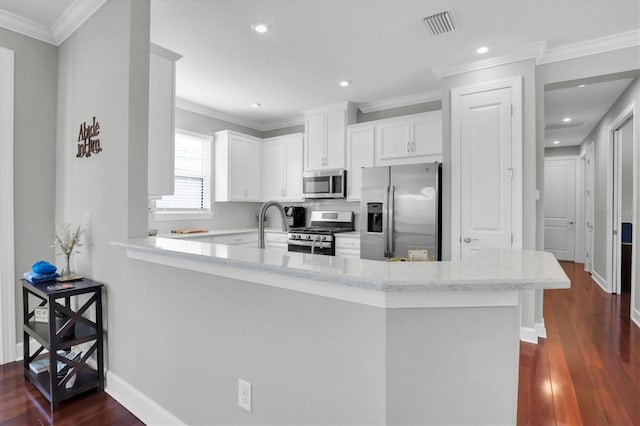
(22, 278, 104, 411)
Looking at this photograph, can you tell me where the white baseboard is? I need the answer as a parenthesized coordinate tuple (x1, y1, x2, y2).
(535, 321, 547, 339)
(105, 370, 185, 426)
(591, 270, 609, 293)
(520, 326, 538, 344)
(632, 307, 640, 329)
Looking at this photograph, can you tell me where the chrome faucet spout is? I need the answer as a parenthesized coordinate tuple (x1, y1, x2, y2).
(258, 201, 288, 249)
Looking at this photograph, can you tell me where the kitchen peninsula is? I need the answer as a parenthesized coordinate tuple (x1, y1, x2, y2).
(114, 237, 569, 425)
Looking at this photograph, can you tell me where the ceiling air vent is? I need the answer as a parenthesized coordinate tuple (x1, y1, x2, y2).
(423, 10, 456, 36)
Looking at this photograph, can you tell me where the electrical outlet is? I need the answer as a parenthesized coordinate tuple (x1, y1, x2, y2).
(238, 379, 252, 412)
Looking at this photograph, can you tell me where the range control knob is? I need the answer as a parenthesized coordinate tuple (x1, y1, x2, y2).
(305, 235, 311, 240)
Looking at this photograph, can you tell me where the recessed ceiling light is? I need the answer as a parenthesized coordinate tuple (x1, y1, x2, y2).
(563, 117, 571, 122)
(251, 103, 261, 108)
(339, 80, 351, 87)
(476, 46, 489, 54)
(553, 140, 560, 145)
(578, 84, 586, 88)
(253, 23, 268, 33)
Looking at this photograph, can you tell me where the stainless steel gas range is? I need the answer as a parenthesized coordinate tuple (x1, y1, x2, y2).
(287, 211, 354, 256)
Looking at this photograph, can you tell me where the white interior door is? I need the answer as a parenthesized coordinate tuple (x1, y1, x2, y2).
(585, 143, 594, 272)
(544, 159, 576, 261)
(459, 87, 513, 261)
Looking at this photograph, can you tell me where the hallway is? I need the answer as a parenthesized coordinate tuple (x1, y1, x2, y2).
(518, 262, 639, 425)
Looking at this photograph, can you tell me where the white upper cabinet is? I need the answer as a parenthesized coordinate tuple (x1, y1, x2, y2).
(346, 124, 374, 201)
(261, 133, 304, 202)
(148, 44, 181, 197)
(374, 111, 442, 165)
(304, 102, 357, 171)
(214, 130, 262, 202)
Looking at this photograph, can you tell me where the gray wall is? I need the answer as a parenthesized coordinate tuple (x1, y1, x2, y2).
(122, 262, 387, 425)
(175, 107, 262, 138)
(544, 146, 581, 157)
(0, 27, 58, 344)
(357, 100, 441, 123)
(54, 0, 150, 370)
(579, 77, 639, 281)
(620, 117, 634, 223)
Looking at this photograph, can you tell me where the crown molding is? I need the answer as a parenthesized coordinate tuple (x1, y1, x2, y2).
(538, 29, 640, 65)
(432, 41, 546, 78)
(0, 9, 56, 45)
(51, 0, 108, 45)
(261, 116, 305, 132)
(176, 98, 269, 131)
(0, 0, 106, 46)
(358, 90, 442, 113)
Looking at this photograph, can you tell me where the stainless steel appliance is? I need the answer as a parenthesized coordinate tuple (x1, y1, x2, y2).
(360, 162, 441, 261)
(283, 206, 305, 228)
(302, 169, 347, 199)
(288, 211, 354, 256)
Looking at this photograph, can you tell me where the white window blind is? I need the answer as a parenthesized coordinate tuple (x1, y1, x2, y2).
(157, 132, 211, 210)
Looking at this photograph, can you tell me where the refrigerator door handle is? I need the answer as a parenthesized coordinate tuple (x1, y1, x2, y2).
(388, 186, 395, 257)
(384, 186, 390, 257)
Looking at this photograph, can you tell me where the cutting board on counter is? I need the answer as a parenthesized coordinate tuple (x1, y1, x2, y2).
(170, 229, 208, 234)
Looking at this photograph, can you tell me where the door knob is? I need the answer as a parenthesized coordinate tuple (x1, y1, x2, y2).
(463, 237, 478, 243)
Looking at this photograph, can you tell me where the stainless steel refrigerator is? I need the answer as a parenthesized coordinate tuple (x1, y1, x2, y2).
(360, 163, 441, 261)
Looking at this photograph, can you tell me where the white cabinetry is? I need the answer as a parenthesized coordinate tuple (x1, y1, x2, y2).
(148, 44, 181, 196)
(374, 111, 442, 165)
(262, 134, 304, 202)
(335, 234, 360, 259)
(214, 131, 262, 202)
(346, 124, 374, 201)
(304, 102, 357, 171)
(265, 232, 288, 250)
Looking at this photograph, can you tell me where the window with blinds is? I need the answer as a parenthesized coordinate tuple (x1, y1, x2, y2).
(156, 132, 211, 210)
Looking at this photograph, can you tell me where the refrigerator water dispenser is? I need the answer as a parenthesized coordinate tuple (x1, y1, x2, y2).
(367, 203, 383, 233)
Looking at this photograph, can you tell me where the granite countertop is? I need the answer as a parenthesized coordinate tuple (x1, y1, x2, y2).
(157, 227, 286, 239)
(114, 237, 569, 293)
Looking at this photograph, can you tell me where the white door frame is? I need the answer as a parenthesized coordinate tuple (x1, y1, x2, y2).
(0, 46, 15, 365)
(607, 103, 635, 296)
(451, 76, 523, 259)
(584, 142, 595, 273)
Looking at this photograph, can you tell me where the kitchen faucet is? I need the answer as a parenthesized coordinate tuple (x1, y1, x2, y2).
(258, 201, 288, 249)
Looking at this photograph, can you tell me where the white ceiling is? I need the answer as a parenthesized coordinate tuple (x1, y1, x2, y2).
(544, 78, 634, 148)
(0, 0, 73, 26)
(0, 0, 638, 133)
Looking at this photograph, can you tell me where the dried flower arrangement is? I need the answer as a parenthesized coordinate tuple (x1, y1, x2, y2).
(53, 223, 83, 277)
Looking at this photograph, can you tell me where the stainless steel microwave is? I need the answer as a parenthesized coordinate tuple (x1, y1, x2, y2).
(302, 169, 347, 199)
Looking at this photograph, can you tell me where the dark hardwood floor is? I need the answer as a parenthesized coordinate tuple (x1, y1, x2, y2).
(0, 261, 637, 425)
(0, 362, 142, 425)
(518, 262, 640, 426)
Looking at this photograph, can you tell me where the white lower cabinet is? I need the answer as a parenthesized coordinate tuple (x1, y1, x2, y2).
(184, 232, 258, 245)
(214, 131, 262, 202)
(335, 234, 360, 259)
(261, 134, 304, 202)
(265, 232, 288, 250)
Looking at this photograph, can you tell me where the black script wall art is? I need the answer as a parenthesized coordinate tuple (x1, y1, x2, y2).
(76, 117, 103, 158)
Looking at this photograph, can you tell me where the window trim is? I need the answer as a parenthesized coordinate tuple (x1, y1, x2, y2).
(154, 129, 214, 220)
